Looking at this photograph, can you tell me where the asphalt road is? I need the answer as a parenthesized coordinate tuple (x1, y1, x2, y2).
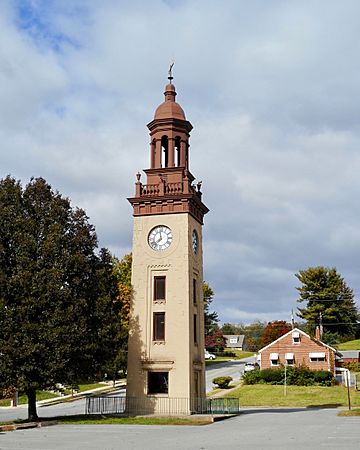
(1, 408, 359, 450)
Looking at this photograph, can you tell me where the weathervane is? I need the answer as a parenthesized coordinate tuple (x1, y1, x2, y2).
(168, 61, 174, 83)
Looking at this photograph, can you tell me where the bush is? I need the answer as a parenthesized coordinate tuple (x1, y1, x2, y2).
(242, 369, 262, 385)
(213, 351, 236, 357)
(212, 376, 233, 388)
(313, 370, 335, 386)
(242, 366, 335, 387)
(261, 368, 283, 384)
(342, 361, 360, 372)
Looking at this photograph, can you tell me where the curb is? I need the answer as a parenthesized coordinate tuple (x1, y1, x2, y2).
(0, 421, 58, 432)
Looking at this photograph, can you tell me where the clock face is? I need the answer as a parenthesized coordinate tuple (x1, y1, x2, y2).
(148, 226, 173, 251)
(192, 230, 198, 254)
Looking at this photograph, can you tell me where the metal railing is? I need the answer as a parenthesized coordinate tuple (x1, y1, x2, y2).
(85, 395, 240, 415)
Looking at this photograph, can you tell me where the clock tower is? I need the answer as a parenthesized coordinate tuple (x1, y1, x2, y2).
(126, 74, 209, 415)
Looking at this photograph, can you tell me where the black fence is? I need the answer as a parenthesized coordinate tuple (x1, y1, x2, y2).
(85, 395, 240, 416)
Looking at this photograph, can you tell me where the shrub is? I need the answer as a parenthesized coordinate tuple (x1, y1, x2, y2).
(342, 361, 360, 372)
(242, 369, 262, 385)
(261, 368, 283, 384)
(212, 376, 233, 388)
(313, 370, 335, 386)
(213, 351, 236, 357)
(242, 366, 335, 386)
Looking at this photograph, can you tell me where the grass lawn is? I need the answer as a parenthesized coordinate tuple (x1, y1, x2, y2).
(206, 350, 254, 366)
(337, 339, 360, 350)
(63, 383, 106, 395)
(338, 408, 360, 416)
(57, 415, 211, 425)
(224, 384, 360, 408)
(0, 415, 211, 426)
(0, 382, 109, 407)
(0, 390, 58, 407)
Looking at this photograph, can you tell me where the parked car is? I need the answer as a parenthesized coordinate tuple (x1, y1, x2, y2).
(205, 350, 216, 360)
(244, 362, 256, 372)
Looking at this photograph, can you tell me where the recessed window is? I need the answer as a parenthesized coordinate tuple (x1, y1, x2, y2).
(285, 353, 294, 365)
(148, 372, 168, 394)
(309, 352, 326, 362)
(154, 276, 166, 301)
(193, 279, 197, 304)
(292, 332, 300, 344)
(270, 353, 279, 366)
(153, 312, 165, 341)
(193, 314, 198, 344)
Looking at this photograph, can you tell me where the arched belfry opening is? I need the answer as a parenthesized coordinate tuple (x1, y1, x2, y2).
(161, 135, 169, 168)
(175, 136, 181, 167)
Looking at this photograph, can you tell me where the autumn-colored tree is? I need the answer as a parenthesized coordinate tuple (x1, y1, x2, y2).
(113, 253, 132, 330)
(205, 330, 226, 351)
(260, 320, 292, 347)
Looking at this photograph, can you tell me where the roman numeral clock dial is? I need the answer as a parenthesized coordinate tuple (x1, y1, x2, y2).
(148, 225, 173, 251)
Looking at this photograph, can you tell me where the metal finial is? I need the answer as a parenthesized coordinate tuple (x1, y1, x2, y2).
(168, 62, 174, 83)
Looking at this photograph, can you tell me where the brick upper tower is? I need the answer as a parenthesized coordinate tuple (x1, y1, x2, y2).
(128, 80, 208, 223)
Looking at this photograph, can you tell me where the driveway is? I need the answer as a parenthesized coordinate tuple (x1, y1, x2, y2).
(0, 408, 358, 449)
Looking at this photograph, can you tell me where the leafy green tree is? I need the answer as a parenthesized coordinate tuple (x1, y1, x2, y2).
(221, 323, 242, 335)
(296, 266, 359, 339)
(0, 176, 121, 420)
(241, 321, 267, 352)
(203, 281, 219, 336)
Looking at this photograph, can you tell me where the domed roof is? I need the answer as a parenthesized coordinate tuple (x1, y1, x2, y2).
(154, 83, 186, 120)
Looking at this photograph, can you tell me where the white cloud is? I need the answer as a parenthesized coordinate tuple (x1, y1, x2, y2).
(1, 0, 360, 323)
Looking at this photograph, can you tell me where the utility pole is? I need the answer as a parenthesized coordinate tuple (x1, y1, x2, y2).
(319, 312, 323, 339)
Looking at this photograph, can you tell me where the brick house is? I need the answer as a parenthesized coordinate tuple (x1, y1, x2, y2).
(258, 328, 342, 375)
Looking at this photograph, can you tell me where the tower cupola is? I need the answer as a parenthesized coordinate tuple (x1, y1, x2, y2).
(128, 72, 208, 225)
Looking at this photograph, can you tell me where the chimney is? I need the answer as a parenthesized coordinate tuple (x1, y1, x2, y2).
(315, 326, 321, 340)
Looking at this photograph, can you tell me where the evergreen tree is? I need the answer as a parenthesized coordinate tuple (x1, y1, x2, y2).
(203, 281, 219, 336)
(296, 266, 359, 339)
(0, 176, 121, 420)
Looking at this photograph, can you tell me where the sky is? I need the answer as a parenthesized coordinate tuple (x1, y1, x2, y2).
(1, 0, 360, 325)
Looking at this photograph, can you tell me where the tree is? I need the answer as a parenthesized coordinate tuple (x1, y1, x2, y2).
(260, 320, 292, 347)
(105, 253, 133, 382)
(296, 266, 359, 339)
(240, 321, 267, 352)
(203, 281, 219, 336)
(205, 330, 226, 351)
(221, 323, 242, 335)
(0, 176, 121, 420)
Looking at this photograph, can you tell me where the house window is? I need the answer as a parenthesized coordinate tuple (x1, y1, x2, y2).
(154, 276, 166, 301)
(193, 314, 198, 344)
(148, 372, 168, 394)
(270, 353, 279, 366)
(309, 352, 326, 362)
(193, 279, 197, 304)
(285, 353, 294, 365)
(229, 338, 238, 344)
(153, 312, 165, 341)
(292, 332, 300, 344)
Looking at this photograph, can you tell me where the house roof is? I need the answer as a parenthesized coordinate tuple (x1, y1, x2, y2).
(339, 350, 360, 358)
(257, 327, 342, 356)
(223, 335, 245, 347)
